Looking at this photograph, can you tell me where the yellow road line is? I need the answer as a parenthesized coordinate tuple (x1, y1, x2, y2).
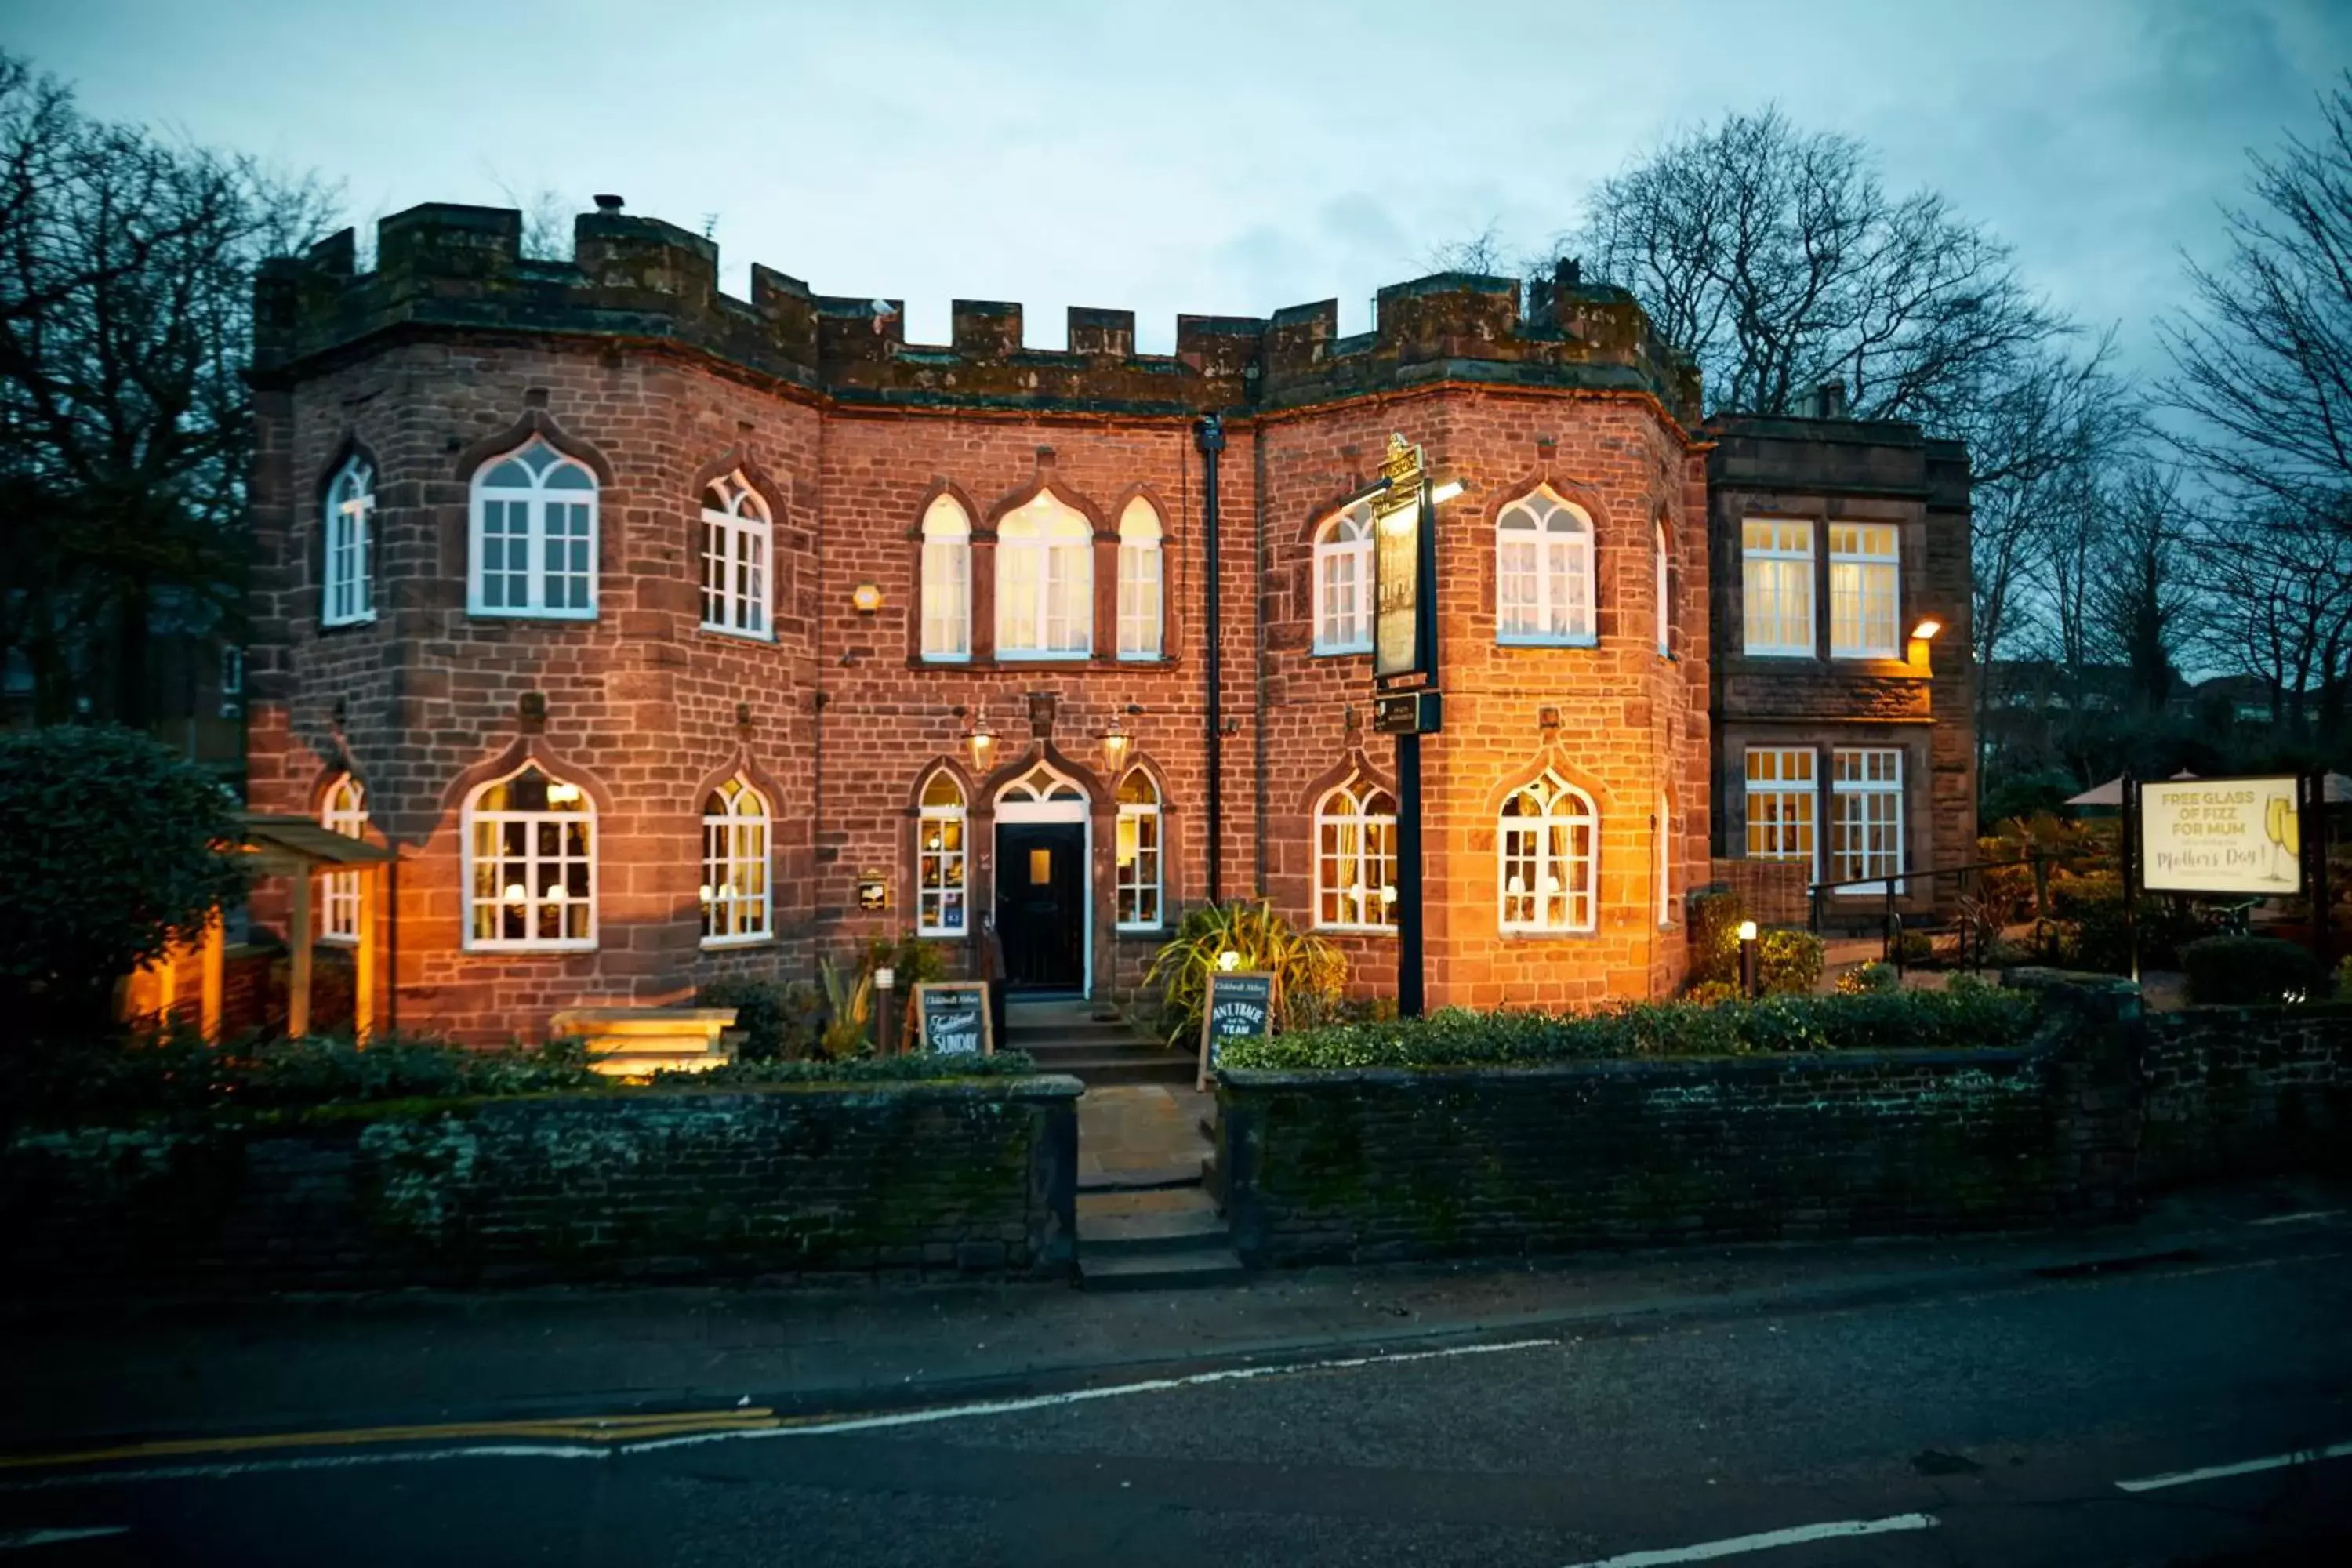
(0, 1409, 779, 1472)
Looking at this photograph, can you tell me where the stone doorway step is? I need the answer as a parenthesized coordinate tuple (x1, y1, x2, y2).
(1002, 996, 1195, 1087)
(1074, 1083, 1242, 1290)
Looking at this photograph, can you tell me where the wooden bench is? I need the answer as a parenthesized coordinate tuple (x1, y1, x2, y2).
(550, 1007, 739, 1079)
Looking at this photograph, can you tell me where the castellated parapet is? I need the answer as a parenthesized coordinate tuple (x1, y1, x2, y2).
(254, 201, 1703, 423)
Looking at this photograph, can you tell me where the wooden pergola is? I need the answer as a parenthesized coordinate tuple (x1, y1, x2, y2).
(187, 814, 401, 1041)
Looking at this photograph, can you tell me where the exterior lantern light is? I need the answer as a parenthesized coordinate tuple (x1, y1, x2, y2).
(1100, 713, 1130, 770)
(1217, 949, 1242, 972)
(965, 714, 996, 770)
(1907, 616, 1943, 672)
(851, 583, 883, 614)
(1429, 479, 1465, 505)
(1737, 920, 1761, 999)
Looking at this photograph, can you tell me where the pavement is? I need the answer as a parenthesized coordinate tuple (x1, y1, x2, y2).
(1076, 1084, 1214, 1189)
(3, 1178, 2350, 1564)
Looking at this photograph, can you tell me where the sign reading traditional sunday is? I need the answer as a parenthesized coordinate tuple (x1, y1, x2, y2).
(913, 982, 993, 1057)
(1197, 971, 1276, 1090)
(1372, 433, 1427, 683)
(2138, 775, 2303, 895)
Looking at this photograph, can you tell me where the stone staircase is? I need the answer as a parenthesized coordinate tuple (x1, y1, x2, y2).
(1076, 1185, 1244, 1290)
(1002, 996, 1195, 1087)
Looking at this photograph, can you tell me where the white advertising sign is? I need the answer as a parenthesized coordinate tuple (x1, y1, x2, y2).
(2138, 776, 2303, 895)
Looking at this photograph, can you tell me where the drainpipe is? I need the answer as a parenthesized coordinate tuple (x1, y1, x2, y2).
(1195, 414, 1225, 906)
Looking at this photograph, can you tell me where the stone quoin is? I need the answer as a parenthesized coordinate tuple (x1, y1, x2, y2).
(241, 201, 1973, 1043)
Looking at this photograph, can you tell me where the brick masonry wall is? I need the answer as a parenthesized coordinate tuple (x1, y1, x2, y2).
(1704, 858, 1812, 928)
(2138, 1004, 2352, 1188)
(0, 1077, 1080, 1297)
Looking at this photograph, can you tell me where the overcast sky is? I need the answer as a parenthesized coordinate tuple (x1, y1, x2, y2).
(14, 0, 2350, 368)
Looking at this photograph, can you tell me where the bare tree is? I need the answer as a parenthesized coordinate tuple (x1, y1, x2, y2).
(2088, 465, 2198, 717)
(2161, 74, 2352, 535)
(2198, 506, 2352, 747)
(1425, 219, 1516, 278)
(488, 174, 575, 260)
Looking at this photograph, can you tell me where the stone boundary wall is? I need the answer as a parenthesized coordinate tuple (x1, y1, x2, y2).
(1, 1077, 1080, 1298)
(1216, 993, 2138, 1269)
(2138, 1003, 2352, 1188)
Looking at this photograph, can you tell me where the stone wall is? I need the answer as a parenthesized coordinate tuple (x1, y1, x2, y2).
(2138, 1004, 2352, 1188)
(1, 1076, 1080, 1298)
(1216, 1011, 2135, 1268)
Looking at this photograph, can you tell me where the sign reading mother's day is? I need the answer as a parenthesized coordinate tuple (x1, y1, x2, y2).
(2139, 776, 2302, 895)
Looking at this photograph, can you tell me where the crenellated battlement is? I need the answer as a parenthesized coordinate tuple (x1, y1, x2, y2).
(253, 201, 1700, 423)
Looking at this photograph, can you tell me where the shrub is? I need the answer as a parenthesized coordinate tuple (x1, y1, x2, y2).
(0, 726, 252, 1044)
(659, 1050, 1038, 1087)
(1143, 900, 1344, 1046)
(1836, 961, 1899, 996)
(1759, 929, 1826, 994)
(1895, 929, 1935, 967)
(2338, 954, 2352, 1000)
(1686, 980, 1740, 1006)
(2180, 936, 2328, 1007)
(1216, 985, 2040, 1073)
(816, 956, 874, 1058)
(695, 978, 821, 1062)
(1686, 890, 1748, 985)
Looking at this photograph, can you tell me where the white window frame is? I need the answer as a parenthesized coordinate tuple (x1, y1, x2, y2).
(1744, 746, 1819, 876)
(700, 474, 772, 641)
(916, 772, 969, 936)
(700, 775, 771, 946)
(996, 495, 1093, 659)
(1832, 747, 1905, 893)
(319, 774, 367, 944)
(1314, 779, 1398, 932)
(461, 765, 597, 952)
(1657, 793, 1674, 927)
(1742, 517, 1815, 656)
(324, 456, 376, 628)
(1654, 519, 1670, 656)
(1497, 771, 1598, 934)
(920, 495, 972, 662)
(1116, 499, 1163, 660)
(1312, 503, 1374, 655)
(468, 437, 598, 619)
(1115, 771, 1162, 929)
(1495, 488, 1597, 647)
(1829, 523, 1901, 659)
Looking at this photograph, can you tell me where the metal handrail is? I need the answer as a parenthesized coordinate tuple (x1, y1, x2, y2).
(1805, 855, 2059, 977)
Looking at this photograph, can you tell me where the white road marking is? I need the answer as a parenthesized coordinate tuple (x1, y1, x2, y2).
(2114, 1439, 2352, 1492)
(0, 1527, 131, 1549)
(1559, 1512, 1939, 1566)
(2247, 1210, 2344, 1227)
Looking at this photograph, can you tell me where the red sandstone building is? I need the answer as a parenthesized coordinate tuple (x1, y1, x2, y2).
(242, 201, 1969, 1044)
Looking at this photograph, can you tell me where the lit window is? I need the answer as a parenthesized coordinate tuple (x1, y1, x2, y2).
(324, 457, 375, 628)
(1654, 520, 1671, 656)
(1744, 747, 1817, 873)
(700, 775, 771, 945)
(1115, 771, 1162, 927)
(1312, 503, 1374, 654)
(996, 494, 1092, 658)
(1497, 771, 1597, 933)
(463, 764, 595, 950)
(1829, 524, 1900, 659)
(701, 474, 771, 640)
(1832, 747, 1904, 890)
(1116, 499, 1163, 660)
(1315, 778, 1397, 931)
(468, 437, 597, 619)
(920, 495, 971, 661)
(1495, 489, 1595, 646)
(319, 775, 367, 944)
(1741, 518, 1814, 655)
(916, 771, 968, 935)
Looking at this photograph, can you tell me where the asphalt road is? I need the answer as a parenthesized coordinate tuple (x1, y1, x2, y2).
(5, 1239, 2350, 1565)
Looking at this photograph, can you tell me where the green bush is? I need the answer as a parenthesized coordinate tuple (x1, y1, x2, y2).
(0, 726, 252, 1044)
(1759, 929, 1825, 994)
(1217, 984, 2041, 1073)
(1143, 900, 1344, 1046)
(1687, 890, 1747, 985)
(1836, 961, 1899, 995)
(2180, 937, 2328, 1007)
(695, 978, 821, 1062)
(2338, 955, 2352, 1000)
(659, 1050, 1037, 1087)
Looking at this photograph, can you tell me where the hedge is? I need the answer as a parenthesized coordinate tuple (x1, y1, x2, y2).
(2180, 936, 2328, 1007)
(1215, 982, 2040, 1073)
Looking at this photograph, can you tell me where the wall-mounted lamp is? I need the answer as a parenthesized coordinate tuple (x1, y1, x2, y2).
(851, 583, 883, 615)
(964, 712, 997, 770)
(1429, 479, 1466, 505)
(1099, 713, 1130, 770)
(1907, 616, 1943, 671)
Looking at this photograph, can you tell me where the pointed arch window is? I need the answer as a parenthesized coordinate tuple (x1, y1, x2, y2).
(1312, 503, 1374, 654)
(1316, 777, 1397, 931)
(1654, 519, 1671, 656)
(319, 774, 367, 942)
(1496, 489, 1595, 646)
(1657, 793, 1675, 927)
(1116, 771, 1163, 928)
(469, 437, 598, 619)
(462, 764, 596, 950)
(324, 457, 375, 628)
(700, 776, 771, 945)
(701, 474, 771, 639)
(920, 495, 971, 661)
(916, 772, 969, 935)
(1498, 771, 1597, 933)
(996, 494, 1093, 658)
(1116, 499, 1163, 659)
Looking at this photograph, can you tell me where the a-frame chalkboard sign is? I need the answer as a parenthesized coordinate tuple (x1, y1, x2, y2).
(1196, 971, 1276, 1090)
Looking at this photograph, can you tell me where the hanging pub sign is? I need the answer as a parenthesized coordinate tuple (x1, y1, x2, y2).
(913, 982, 993, 1056)
(2137, 775, 2303, 895)
(1372, 433, 1428, 684)
(1196, 970, 1276, 1090)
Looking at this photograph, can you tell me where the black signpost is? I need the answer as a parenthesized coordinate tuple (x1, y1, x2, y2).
(913, 982, 993, 1057)
(1196, 971, 1276, 1090)
(1369, 434, 1442, 1018)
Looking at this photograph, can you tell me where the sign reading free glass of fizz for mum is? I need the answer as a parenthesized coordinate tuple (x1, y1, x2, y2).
(2139, 775, 2303, 895)
(1197, 971, 1276, 1090)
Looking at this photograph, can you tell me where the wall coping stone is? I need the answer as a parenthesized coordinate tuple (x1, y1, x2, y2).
(1217, 1045, 2040, 1094)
